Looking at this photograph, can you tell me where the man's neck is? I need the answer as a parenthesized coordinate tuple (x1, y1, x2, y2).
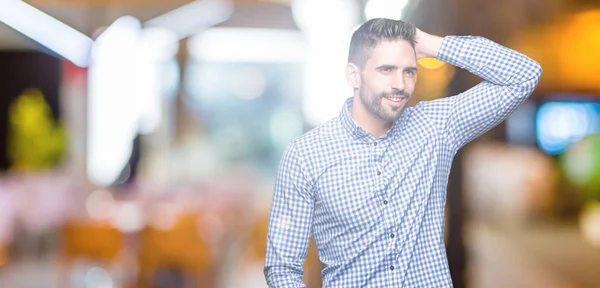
(349, 96, 393, 138)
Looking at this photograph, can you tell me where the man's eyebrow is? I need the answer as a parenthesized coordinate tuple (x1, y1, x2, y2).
(376, 65, 397, 70)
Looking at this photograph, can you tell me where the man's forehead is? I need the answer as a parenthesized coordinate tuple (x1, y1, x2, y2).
(367, 40, 416, 66)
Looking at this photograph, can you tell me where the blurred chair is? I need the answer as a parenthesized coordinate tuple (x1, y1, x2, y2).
(60, 220, 123, 287)
(249, 213, 268, 262)
(303, 237, 323, 288)
(0, 242, 6, 267)
(137, 213, 213, 288)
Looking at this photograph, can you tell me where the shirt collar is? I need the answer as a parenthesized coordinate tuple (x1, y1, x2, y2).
(339, 96, 402, 141)
(340, 97, 366, 139)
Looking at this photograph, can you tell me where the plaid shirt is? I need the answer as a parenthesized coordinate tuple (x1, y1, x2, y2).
(264, 36, 542, 287)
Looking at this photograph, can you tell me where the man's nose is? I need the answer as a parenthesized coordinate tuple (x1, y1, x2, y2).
(391, 74, 405, 91)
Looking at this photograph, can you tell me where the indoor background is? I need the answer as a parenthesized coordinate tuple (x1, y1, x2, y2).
(0, 0, 599, 287)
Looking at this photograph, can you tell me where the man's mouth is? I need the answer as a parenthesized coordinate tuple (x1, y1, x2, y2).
(382, 96, 407, 108)
(383, 96, 406, 102)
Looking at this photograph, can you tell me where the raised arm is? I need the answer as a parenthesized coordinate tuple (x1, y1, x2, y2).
(417, 31, 542, 151)
(264, 141, 315, 287)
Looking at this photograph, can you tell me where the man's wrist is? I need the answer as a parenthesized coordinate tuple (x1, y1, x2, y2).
(419, 33, 444, 59)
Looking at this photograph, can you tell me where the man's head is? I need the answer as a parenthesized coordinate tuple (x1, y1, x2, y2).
(346, 18, 417, 124)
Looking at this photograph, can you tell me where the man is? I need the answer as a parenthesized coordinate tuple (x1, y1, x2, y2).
(264, 18, 542, 287)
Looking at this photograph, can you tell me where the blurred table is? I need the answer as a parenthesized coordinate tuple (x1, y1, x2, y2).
(467, 220, 600, 288)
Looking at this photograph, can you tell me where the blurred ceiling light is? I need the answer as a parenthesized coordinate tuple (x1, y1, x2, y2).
(417, 57, 446, 70)
(0, 0, 93, 67)
(291, 0, 359, 127)
(135, 28, 179, 135)
(137, 27, 179, 61)
(87, 16, 142, 187)
(95, 15, 141, 45)
(188, 28, 306, 63)
(413, 55, 456, 101)
(88, 17, 182, 187)
(145, 0, 233, 40)
(292, 0, 358, 33)
(365, 0, 409, 20)
(92, 16, 141, 62)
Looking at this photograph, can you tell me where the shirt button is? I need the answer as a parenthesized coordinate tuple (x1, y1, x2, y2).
(390, 266, 395, 271)
(383, 200, 388, 205)
(374, 142, 378, 147)
(390, 233, 395, 238)
(377, 171, 381, 176)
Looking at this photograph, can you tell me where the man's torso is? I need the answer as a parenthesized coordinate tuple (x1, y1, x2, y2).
(293, 99, 456, 287)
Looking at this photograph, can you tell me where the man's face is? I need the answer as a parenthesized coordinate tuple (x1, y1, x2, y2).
(358, 40, 417, 123)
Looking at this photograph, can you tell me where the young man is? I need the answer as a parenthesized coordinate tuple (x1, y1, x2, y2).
(264, 18, 542, 287)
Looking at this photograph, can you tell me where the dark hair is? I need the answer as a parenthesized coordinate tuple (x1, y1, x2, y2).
(348, 18, 417, 68)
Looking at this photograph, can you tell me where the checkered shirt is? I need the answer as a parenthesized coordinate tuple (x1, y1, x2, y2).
(264, 36, 542, 287)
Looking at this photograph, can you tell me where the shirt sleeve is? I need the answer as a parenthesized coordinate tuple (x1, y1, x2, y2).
(422, 36, 543, 151)
(264, 141, 315, 287)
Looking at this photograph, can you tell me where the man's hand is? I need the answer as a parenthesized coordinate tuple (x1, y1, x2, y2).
(414, 28, 444, 59)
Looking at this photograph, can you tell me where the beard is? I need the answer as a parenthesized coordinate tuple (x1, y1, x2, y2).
(358, 85, 410, 123)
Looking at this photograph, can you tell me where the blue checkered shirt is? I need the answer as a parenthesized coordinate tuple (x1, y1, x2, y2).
(264, 36, 542, 287)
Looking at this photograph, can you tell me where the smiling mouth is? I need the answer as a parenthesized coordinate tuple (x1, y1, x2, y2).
(383, 96, 406, 102)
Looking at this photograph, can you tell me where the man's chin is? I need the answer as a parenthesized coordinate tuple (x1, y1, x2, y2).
(378, 110, 403, 123)
(381, 100, 405, 113)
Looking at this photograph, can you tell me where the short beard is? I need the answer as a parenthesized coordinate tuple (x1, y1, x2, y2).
(358, 85, 410, 123)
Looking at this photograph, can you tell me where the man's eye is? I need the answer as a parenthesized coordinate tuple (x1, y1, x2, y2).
(405, 70, 416, 76)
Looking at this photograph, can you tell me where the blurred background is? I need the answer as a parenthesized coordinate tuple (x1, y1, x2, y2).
(0, 0, 599, 287)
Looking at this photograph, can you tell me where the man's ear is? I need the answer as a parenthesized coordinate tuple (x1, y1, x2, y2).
(345, 63, 361, 89)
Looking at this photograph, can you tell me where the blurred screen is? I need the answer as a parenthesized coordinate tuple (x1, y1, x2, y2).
(536, 96, 600, 155)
